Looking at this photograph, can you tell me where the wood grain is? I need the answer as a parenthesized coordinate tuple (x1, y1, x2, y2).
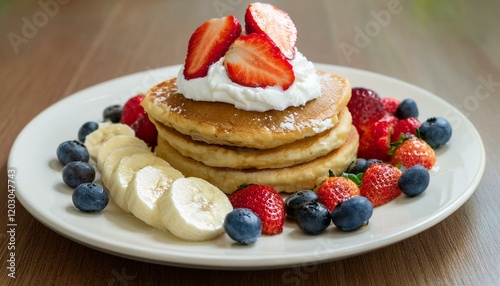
(1, 0, 499, 285)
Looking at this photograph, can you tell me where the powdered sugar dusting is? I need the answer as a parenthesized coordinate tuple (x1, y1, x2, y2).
(280, 112, 298, 130)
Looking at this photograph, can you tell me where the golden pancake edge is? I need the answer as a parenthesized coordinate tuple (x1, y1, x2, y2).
(152, 107, 352, 169)
(142, 72, 351, 149)
(155, 128, 359, 194)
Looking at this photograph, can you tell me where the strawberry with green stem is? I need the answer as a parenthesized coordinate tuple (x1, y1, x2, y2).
(316, 170, 361, 212)
(360, 163, 403, 207)
(228, 184, 285, 235)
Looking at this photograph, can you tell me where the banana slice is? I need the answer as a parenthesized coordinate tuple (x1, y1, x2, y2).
(158, 177, 233, 241)
(125, 165, 184, 229)
(100, 146, 151, 189)
(85, 123, 135, 160)
(96, 135, 149, 169)
(109, 153, 171, 213)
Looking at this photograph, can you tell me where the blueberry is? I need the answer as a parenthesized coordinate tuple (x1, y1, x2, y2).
(346, 158, 369, 174)
(395, 99, 419, 119)
(224, 208, 262, 245)
(331, 196, 373, 232)
(72, 183, 109, 213)
(56, 140, 89, 165)
(398, 164, 430, 197)
(78, 121, 99, 142)
(103, 104, 122, 123)
(62, 161, 96, 188)
(284, 190, 319, 219)
(419, 117, 452, 149)
(367, 159, 383, 167)
(295, 201, 331, 235)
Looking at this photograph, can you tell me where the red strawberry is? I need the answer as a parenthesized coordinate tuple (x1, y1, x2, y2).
(381, 97, 400, 115)
(224, 33, 295, 90)
(391, 137, 436, 170)
(379, 113, 399, 129)
(245, 2, 297, 59)
(131, 113, 158, 148)
(183, 15, 241, 79)
(357, 120, 393, 162)
(360, 163, 403, 207)
(391, 117, 421, 142)
(316, 175, 360, 212)
(347, 88, 385, 136)
(120, 94, 145, 126)
(228, 184, 285, 235)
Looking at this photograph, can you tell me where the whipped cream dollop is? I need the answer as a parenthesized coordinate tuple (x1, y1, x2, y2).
(176, 51, 322, 112)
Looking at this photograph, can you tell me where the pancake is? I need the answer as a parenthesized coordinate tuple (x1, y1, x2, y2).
(142, 72, 351, 149)
(155, 127, 359, 194)
(152, 107, 352, 169)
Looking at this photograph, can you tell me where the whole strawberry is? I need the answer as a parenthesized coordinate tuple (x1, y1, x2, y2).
(381, 97, 400, 115)
(357, 120, 392, 162)
(360, 163, 403, 207)
(391, 137, 436, 170)
(120, 94, 145, 126)
(379, 113, 399, 129)
(131, 113, 158, 148)
(347, 88, 385, 136)
(229, 184, 285, 235)
(391, 117, 421, 143)
(316, 173, 360, 212)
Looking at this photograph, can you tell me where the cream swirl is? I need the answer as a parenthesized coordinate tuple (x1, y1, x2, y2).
(176, 51, 321, 112)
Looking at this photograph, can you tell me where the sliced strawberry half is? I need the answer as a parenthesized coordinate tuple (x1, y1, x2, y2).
(183, 15, 242, 79)
(224, 33, 295, 90)
(245, 2, 297, 59)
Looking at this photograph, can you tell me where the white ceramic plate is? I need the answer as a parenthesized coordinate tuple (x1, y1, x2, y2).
(9, 64, 485, 269)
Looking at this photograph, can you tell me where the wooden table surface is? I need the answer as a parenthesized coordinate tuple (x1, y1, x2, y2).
(1, 0, 499, 285)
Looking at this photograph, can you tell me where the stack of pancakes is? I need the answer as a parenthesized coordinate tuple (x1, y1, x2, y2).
(142, 72, 358, 194)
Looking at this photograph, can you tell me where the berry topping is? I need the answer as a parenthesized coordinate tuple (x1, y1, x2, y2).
(381, 97, 401, 115)
(395, 98, 419, 119)
(360, 163, 403, 207)
(378, 113, 399, 129)
(120, 94, 145, 126)
(391, 136, 436, 170)
(62, 161, 95, 188)
(347, 88, 385, 136)
(224, 208, 262, 245)
(391, 117, 421, 143)
(103, 104, 122, 123)
(130, 113, 158, 148)
(183, 15, 242, 80)
(357, 120, 393, 162)
(316, 172, 361, 212)
(284, 189, 319, 219)
(294, 201, 331, 235)
(418, 117, 452, 149)
(245, 2, 297, 59)
(72, 183, 109, 213)
(78, 121, 99, 142)
(228, 184, 285, 235)
(331, 196, 373, 232)
(398, 164, 430, 197)
(56, 140, 89, 165)
(224, 33, 295, 90)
